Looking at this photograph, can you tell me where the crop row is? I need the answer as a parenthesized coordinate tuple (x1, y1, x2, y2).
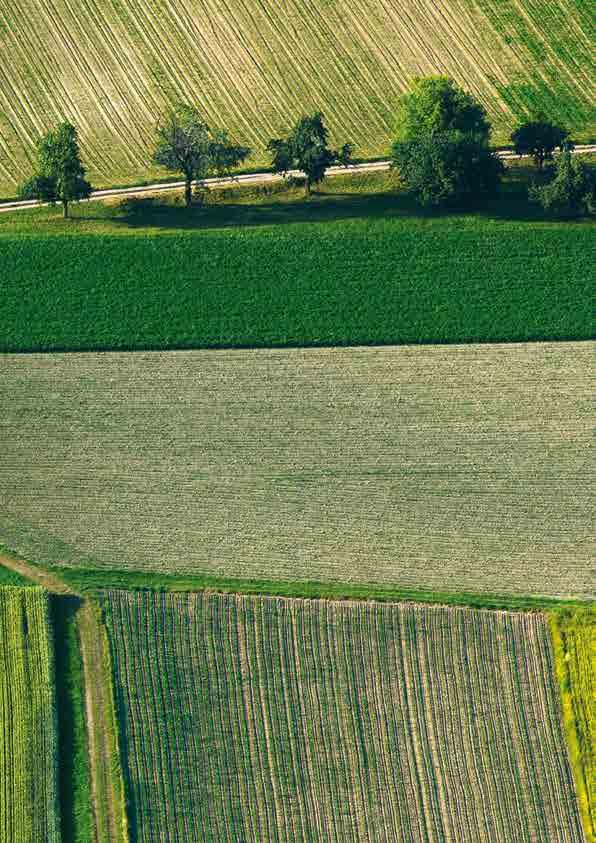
(104, 590, 584, 841)
(0, 0, 593, 196)
(0, 587, 61, 842)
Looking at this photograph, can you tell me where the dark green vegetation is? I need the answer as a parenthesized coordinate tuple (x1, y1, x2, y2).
(531, 149, 595, 217)
(19, 123, 92, 219)
(51, 598, 93, 843)
(0, 169, 593, 353)
(0, 564, 32, 586)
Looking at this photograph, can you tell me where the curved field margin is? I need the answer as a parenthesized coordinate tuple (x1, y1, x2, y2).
(0, 587, 61, 843)
(0, 341, 592, 601)
(104, 590, 584, 842)
(0, 0, 593, 196)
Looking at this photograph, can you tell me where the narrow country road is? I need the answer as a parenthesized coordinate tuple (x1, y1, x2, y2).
(1, 144, 594, 214)
(0, 550, 127, 843)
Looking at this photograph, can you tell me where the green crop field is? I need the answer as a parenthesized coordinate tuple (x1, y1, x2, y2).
(0, 587, 61, 843)
(0, 0, 593, 197)
(104, 590, 584, 842)
(0, 170, 594, 354)
(1, 341, 592, 601)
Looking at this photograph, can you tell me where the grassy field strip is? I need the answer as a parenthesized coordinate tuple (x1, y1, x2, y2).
(104, 590, 584, 842)
(0, 0, 593, 196)
(551, 610, 595, 842)
(1, 341, 592, 600)
(0, 587, 61, 842)
(0, 551, 129, 843)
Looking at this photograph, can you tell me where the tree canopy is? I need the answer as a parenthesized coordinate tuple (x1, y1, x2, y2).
(393, 131, 503, 207)
(394, 76, 490, 144)
(392, 77, 502, 207)
(267, 113, 352, 195)
(19, 122, 92, 218)
(529, 149, 594, 217)
(511, 118, 570, 170)
(153, 105, 250, 206)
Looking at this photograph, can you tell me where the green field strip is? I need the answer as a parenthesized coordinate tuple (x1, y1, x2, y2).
(0, 586, 61, 843)
(103, 591, 585, 841)
(0, 0, 593, 196)
(0, 164, 593, 354)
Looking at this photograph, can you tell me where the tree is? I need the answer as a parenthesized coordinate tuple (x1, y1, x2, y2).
(529, 149, 594, 217)
(392, 131, 504, 206)
(267, 113, 353, 195)
(511, 118, 570, 171)
(394, 75, 490, 144)
(19, 122, 92, 218)
(153, 105, 250, 207)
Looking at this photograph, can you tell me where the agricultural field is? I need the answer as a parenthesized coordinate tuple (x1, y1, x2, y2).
(0, 587, 61, 843)
(104, 590, 584, 842)
(0, 0, 593, 197)
(0, 169, 594, 354)
(1, 341, 593, 601)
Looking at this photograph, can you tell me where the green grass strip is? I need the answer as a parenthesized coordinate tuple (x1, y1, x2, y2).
(48, 564, 593, 614)
(51, 597, 93, 843)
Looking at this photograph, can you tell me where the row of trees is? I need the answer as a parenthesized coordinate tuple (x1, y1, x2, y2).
(18, 76, 594, 218)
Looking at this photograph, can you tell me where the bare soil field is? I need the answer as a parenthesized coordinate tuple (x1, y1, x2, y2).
(0, 341, 592, 600)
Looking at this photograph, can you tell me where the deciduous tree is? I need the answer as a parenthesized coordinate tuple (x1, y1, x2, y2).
(394, 76, 490, 144)
(391, 77, 502, 206)
(511, 118, 570, 170)
(529, 149, 594, 217)
(268, 113, 353, 195)
(153, 105, 250, 207)
(19, 122, 92, 218)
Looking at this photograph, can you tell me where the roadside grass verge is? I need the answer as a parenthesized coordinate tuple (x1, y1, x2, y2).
(550, 610, 595, 843)
(51, 597, 93, 843)
(0, 168, 593, 354)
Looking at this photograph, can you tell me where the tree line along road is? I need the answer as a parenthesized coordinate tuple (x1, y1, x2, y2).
(1, 145, 594, 213)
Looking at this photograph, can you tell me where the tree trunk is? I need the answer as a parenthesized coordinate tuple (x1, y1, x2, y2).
(304, 177, 311, 197)
(185, 176, 192, 208)
(63, 199, 69, 219)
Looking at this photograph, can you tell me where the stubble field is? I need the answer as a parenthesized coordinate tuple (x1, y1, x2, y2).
(0, 341, 592, 601)
(0, 587, 61, 843)
(0, 0, 593, 196)
(104, 590, 584, 842)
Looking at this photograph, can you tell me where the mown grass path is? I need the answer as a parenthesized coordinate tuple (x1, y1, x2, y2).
(0, 551, 127, 843)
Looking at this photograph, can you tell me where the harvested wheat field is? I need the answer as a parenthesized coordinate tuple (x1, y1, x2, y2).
(104, 590, 584, 842)
(0, 341, 593, 600)
(0, 0, 593, 195)
(0, 587, 61, 843)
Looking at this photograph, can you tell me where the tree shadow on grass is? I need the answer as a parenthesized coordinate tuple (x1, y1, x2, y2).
(108, 181, 584, 232)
